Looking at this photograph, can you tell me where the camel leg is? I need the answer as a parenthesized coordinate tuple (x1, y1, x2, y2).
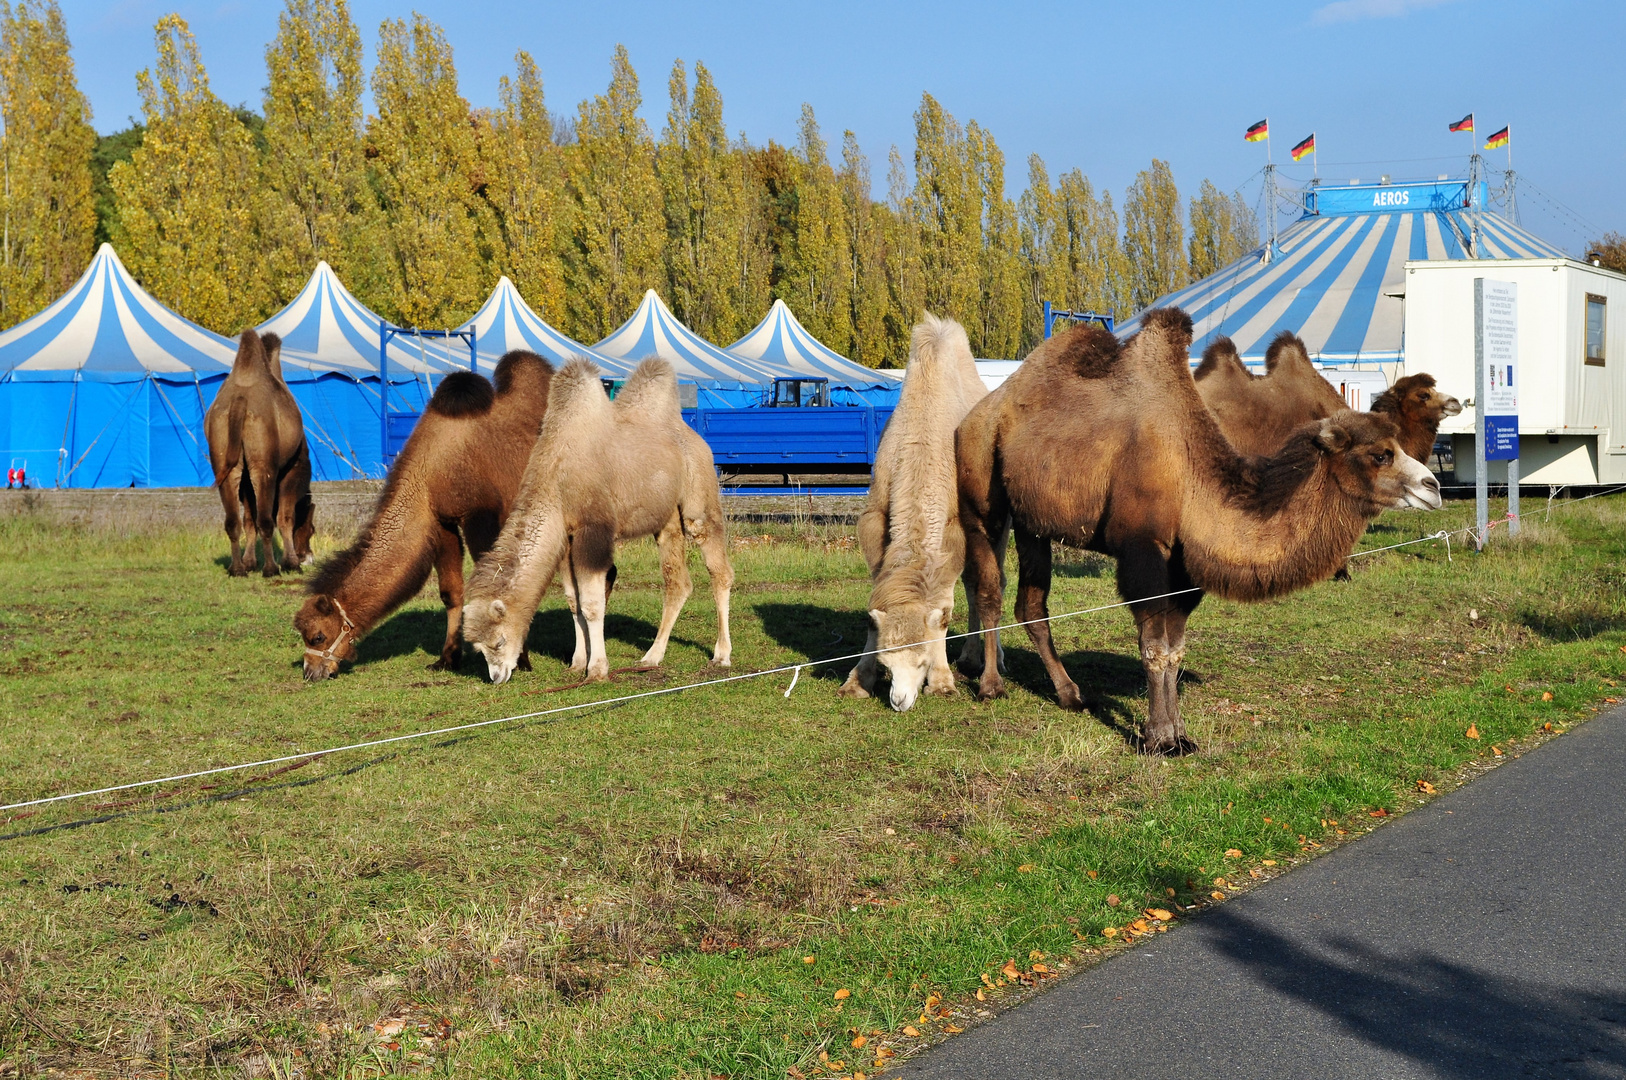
(926, 583, 957, 696)
(1014, 528, 1082, 711)
(251, 465, 281, 577)
(219, 463, 248, 576)
(274, 469, 301, 571)
(1118, 540, 1198, 756)
(559, 545, 588, 673)
(277, 453, 311, 570)
(429, 524, 465, 671)
(238, 469, 260, 573)
(692, 517, 733, 668)
(838, 623, 880, 698)
(959, 516, 1008, 682)
(570, 524, 616, 681)
(642, 515, 693, 667)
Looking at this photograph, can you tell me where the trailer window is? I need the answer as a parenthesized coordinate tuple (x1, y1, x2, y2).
(1586, 294, 1606, 366)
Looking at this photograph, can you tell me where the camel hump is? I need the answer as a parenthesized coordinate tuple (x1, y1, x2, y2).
(910, 312, 973, 374)
(493, 350, 554, 396)
(427, 371, 496, 418)
(548, 357, 610, 415)
(1194, 336, 1246, 381)
(1027, 321, 1121, 380)
(1263, 331, 1313, 375)
(231, 328, 270, 375)
(614, 357, 680, 415)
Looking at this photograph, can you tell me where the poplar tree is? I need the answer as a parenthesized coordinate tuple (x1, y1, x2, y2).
(1188, 178, 1258, 280)
(657, 59, 768, 343)
(563, 44, 664, 342)
(109, 15, 271, 331)
(967, 121, 1022, 358)
(780, 104, 852, 356)
(879, 144, 923, 365)
(839, 131, 887, 367)
(1017, 154, 1069, 348)
(0, 0, 95, 327)
(1058, 167, 1128, 317)
(1122, 158, 1186, 312)
(262, 0, 380, 310)
(367, 14, 490, 327)
(910, 93, 979, 332)
(485, 50, 565, 319)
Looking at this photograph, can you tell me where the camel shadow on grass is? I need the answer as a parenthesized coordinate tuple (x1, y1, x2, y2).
(753, 601, 878, 684)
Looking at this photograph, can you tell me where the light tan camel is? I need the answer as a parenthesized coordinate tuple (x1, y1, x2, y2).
(957, 310, 1442, 755)
(204, 330, 313, 576)
(839, 313, 989, 711)
(294, 351, 553, 681)
(462, 358, 733, 685)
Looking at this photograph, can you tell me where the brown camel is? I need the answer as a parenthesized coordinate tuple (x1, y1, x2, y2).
(957, 309, 1442, 755)
(205, 330, 313, 576)
(1195, 333, 1461, 461)
(461, 357, 733, 685)
(294, 351, 552, 681)
(1370, 373, 1463, 463)
(839, 313, 989, 711)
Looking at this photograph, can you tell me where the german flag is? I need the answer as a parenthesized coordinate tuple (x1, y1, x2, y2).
(1449, 113, 1474, 133)
(1484, 125, 1510, 150)
(1245, 119, 1269, 142)
(1290, 133, 1316, 162)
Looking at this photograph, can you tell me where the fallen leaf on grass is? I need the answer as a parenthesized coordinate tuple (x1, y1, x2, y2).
(1213, 877, 1228, 887)
(943, 1024, 964, 1034)
(1544, 722, 1554, 731)
(1032, 963, 1051, 973)
(1000, 960, 1021, 980)
(787, 1068, 805, 1079)
(852, 1035, 868, 1049)
(980, 972, 995, 987)
(902, 1026, 920, 1038)
(735, 991, 747, 1000)
(976, 988, 986, 1001)
(1417, 780, 1438, 794)
(1145, 908, 1173, 921)
(1106, 894, 1121, 906)
(1017, 864, 1034, 873)
(1542, 691, 1554, 701)
(1210, 891, 1226, 900)
(804, 955, 816, 964)
(373, 1019, 406, 1037)
(1369, 809, 1389, 818)
(1262, 859, 1277, 866)
(1086, 870, 1098, 879)
(1101, 927, 1118, 937)
(834, 988, 851, 1001)
(924, 994, 941, 1009)
(1465, 724, 1480, 740)
(1492, 745, 1504, 757)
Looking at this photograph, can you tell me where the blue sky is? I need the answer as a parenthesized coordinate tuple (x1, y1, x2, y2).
(58, 0, 1624, 254)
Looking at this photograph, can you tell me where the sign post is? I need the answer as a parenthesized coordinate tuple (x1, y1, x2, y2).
(1474, 278, 1519, 548)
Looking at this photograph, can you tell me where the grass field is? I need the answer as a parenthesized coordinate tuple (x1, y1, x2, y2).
(1, 494, 1624, 1078)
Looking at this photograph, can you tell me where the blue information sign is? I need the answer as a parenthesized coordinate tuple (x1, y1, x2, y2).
(1485, 415, 1519, 461)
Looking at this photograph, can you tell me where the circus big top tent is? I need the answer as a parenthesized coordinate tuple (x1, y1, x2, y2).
(1117, 177, 1568, 363)
(593, 290, 783, 406)
(728, 299, 900, 405)
(0, 244, 235, 488)
(456, 276, 628, 376)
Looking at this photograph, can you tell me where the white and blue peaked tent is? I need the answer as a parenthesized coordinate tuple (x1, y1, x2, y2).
(0, 243, 235, 488)
(457, 276, 630, 376)
(1118, 179, 1567, 364)
(594, 290, 782, 406)
(728, 299, 900, 405)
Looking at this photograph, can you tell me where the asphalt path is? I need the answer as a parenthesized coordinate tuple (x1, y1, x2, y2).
(899, 705, 1626, 1079)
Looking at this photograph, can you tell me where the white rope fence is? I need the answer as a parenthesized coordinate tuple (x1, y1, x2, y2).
(5, 485, 1623, 820)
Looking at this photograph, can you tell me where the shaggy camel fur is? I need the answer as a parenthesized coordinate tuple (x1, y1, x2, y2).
(461, 358, 733, 685)
(1196, 334, 1461, 460)
(294, 351, 552, 681)
(839, 313, 989, 711)
(957, 309, 1442, 755)
(1370, 373, 1463, 463)
(205, 330, 313, 576)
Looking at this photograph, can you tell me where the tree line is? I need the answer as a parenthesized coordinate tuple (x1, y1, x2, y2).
(0, 0, 1263, 365)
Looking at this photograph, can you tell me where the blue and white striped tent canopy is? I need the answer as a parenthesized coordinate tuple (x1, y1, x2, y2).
(0, 243, 236, 380)
(258, 260, 466, 378)
(728, 299, 900, 403)
(1119, 179, 1568, 363)
(595, 290, 782, 404)
(457, 276, 630, 376)
(0, 244, 237, 487)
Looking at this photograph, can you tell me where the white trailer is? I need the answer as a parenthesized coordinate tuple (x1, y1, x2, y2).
(1402, 257, 1626, 484)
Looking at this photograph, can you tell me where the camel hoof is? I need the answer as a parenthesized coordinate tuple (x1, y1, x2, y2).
(516, 651, 533, 672)
(837, 677, 870, 700)
(262, 565, 281, 578)
(584, 669, 610, 683)
(1056, 684, 1085, 712)
(227, 565, 248, 578)
(1140, 735, 1199, 758)
(427, 655, 458, 672)
(975, 677, 1005, 702)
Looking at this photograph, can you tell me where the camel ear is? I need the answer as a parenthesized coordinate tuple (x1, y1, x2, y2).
(313, 595, 334, 616)
(490, 599, 507, 621)
(1314, 418, 1352, 454)
(927, 607, 948, 632)
(869, 609, 886, 631)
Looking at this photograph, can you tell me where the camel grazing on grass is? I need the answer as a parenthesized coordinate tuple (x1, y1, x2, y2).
(957, 309, 1442, 755)
(839, 314, 990, 711)
(294, 351, 552, 681)
(1196, 333, 1461, 460)
(205, 330, 313, 576)
(461, 358, 733, 685)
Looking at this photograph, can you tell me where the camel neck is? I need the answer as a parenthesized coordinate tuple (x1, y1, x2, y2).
(331, 476, 440, 633)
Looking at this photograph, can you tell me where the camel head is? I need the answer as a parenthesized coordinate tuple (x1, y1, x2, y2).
(869, 603, 949, 712)
(294, 594, 359, 681)
(1309, 411, 1443, 512)
(462, 597, 526, 684)
(1378, 373, 1463, 427)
